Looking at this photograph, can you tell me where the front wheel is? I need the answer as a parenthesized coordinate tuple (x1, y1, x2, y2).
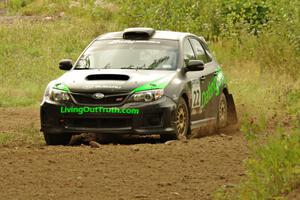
(43, 133, 72, 145)
(161, 97, 190, 141)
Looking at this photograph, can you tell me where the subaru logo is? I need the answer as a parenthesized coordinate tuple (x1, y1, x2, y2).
(92, 93, 105, 99)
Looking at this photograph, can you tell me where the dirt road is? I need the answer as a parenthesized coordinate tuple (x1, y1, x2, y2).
(0, 108, 248, 200)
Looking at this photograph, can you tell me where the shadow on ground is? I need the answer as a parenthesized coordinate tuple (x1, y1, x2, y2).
(69, 124, 240, 146)
(70, 133, 164, 146)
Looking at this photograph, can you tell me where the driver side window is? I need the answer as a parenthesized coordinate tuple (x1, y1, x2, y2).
(190, 38, 209, 63)
(183, 39, 195, 65)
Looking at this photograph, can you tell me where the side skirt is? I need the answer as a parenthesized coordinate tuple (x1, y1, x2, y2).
(190, 117, 216, 130)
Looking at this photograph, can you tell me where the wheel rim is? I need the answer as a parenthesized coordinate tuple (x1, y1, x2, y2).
(218, 96, 227, 127)
(176, 103, 187, 137)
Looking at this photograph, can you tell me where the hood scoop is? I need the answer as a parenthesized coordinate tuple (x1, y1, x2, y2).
(86, 74, 130, 81)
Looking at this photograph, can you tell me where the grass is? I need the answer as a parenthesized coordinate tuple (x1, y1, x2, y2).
(0, 18, 108, 107)
(212, 38, 300, 199)
(0, 0, 120, 107)
(0, 128, 44, 147)
(0, 129, 44, 147)
(0, 0, 300, 198)
(211, 38, 300, 125)
(240, 131, 300, 199)
(214, 130, 300, 200)
(0, 132, 15, 145)
(6, 0, 33, 12)
(211, 40, 300, 199)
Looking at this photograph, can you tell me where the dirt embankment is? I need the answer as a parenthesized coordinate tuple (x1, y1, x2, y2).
(0, 107, 248, 200)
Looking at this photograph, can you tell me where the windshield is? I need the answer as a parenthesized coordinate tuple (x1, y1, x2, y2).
(74, 39, 179, 70)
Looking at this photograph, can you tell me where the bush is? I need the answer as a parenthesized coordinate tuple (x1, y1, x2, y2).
(116, 0, 222, 38)
(116, 0, 300, 78)
(220, 0, 270, 36)
(7, 0, 33, 11)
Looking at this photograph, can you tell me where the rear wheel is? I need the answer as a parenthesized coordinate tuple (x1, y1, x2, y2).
(43, 133, 72, 145)
(217, 93, 228, 128)
(161, 97, 189, 141)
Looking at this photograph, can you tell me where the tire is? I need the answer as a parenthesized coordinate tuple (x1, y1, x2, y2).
(217, 93, 228, 129)
(161, 97, 190, 141)
(43, 133, 72, 145)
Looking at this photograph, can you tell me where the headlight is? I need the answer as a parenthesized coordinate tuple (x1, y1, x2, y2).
(49, 89, 71, 102)
(128, 89, 164, 103)
(44, 83, 71, 103)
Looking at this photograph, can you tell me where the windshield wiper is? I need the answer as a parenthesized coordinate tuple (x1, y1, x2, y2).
(103, 63, 111, 69)
(121, 65, 146, 70)
(148, 56, 170, 69)
(75, 67, 92, 70)
(121, 65, 136, 69)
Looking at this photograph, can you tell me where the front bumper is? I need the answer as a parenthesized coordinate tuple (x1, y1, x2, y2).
(40, 96, 177, 135)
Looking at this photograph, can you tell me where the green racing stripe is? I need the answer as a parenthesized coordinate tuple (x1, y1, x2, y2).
(53, 83, 70, 92)
(132, 75, 173, 93)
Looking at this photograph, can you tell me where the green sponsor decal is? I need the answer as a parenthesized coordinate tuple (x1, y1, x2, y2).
(53, 83, 70, 92)
(201, 67, 225, 108)
(132, 75, 173, 93)
(60, 106, 140, 115)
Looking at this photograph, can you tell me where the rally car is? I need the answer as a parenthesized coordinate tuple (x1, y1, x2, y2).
(40, 27, 237, 145)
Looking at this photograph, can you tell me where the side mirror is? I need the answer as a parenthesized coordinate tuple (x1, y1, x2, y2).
(184, 60, 204, 72)
(59, 59, 73, 70)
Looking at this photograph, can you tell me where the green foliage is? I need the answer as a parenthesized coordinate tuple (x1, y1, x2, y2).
(286, 88, 300, 119)
(214, 130, 300, 200)
(240, 114, 267, 141)
(267, 0, 300, 52)
(116, 0, 299, 42)
(220, 0, 270, 36)
(117, 0, 300, 78)
(117, 0, 222, 38)
(0, 19, 107, 106)
(7, 0, 33, 12)
(238, 131, 300, 199)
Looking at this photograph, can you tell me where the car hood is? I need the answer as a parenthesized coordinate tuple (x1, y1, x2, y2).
(56, 69, 177, 93)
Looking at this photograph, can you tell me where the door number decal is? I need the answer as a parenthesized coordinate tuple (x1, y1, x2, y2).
(191, 79, 201, 108)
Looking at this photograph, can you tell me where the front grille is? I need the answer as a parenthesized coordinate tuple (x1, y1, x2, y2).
(71, 92, 129, 105)
(64, 117, 132, 129)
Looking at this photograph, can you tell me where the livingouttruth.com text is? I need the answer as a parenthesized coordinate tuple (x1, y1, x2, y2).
(60, 106, 140, 115)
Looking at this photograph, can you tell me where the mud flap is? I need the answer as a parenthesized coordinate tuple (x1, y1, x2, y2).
(227, 94, 238, 124)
